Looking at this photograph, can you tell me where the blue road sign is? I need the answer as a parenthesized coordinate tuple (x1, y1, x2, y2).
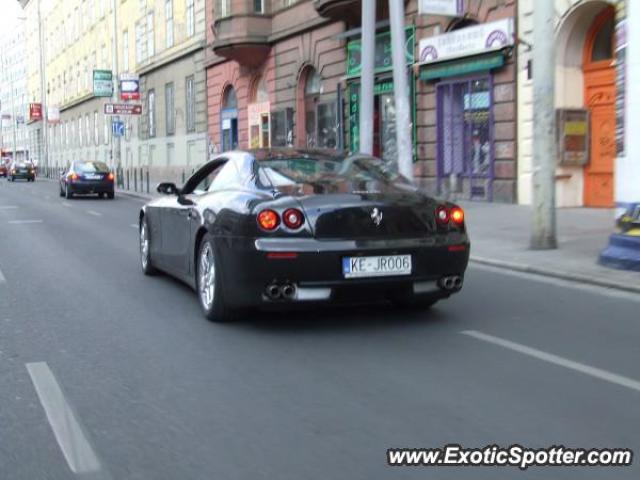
(112, 120, 125, 137)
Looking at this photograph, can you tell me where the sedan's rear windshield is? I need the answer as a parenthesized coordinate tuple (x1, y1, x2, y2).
(257, 155, 408, 192)
(76, 162, 109, 172)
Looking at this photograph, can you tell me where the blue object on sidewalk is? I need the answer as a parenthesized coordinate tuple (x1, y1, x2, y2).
(599, 233, 640, 271)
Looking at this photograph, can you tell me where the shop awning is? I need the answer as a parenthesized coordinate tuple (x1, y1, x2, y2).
(418, 51, 505, 81)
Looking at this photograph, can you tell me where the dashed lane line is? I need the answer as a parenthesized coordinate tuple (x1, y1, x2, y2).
(7, 219, 43, 224)
(87, 210, 103, 217)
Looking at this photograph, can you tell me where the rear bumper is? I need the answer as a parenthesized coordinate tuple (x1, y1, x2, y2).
(68, 181, 114, 194)
(11, 172, 35, 179)
(217, 235, 470, 308)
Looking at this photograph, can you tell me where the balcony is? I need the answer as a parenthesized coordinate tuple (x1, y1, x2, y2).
(211, 1, 272, 67)
(313, 0, 360, 22)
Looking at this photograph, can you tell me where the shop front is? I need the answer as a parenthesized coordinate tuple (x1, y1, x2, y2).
(418, 18, 516, 202)
(346, 27, 416, 162)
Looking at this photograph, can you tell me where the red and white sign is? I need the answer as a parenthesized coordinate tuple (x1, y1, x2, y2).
(104, 103, 143, 115)
(119, 73, 140, 101)
(29, 103, 43, 121)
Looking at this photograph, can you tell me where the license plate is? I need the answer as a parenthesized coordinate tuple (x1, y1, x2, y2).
(84, 174, 102, 180)
(342, 254, 412, 279)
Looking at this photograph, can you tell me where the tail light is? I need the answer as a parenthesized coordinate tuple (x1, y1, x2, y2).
(257, 209, 279, 231)
(435, 206, 449, 225)
(107, 172, 115, 181)
(69, 173, 79, 181)
(450, 207, 464, 225)
(282, 208, 304, 230)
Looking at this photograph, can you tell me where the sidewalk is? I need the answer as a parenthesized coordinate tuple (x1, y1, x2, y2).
(461, 202, 640, 293)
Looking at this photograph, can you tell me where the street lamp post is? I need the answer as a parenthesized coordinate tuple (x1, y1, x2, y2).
(36, 0, 49, 174)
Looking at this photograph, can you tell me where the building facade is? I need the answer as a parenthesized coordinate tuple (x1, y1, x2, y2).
(20, 0, 208, 185)
(518, 0, 619, 207)
(205, 0, 518, 202)
(0, 24, 29, 162)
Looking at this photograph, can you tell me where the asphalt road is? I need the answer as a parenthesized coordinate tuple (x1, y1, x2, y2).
(1, 178, 639, 480)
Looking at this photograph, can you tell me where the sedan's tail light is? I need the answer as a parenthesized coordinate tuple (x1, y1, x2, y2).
(282, 208, 304, 230)
(257, 209, 280, 231)
(435, 206, 449, 225)
(69, 173, 79, 181)
(107, 172, 115, 181)
(450, 207, 464, 225)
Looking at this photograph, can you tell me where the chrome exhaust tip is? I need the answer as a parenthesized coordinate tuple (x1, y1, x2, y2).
(281, 283, 296, 300)
(266, 283, 281, 300)
(453, 276, 463, 289)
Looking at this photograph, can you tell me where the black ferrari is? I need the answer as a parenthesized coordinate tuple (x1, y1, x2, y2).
(139, 149, 470, 321)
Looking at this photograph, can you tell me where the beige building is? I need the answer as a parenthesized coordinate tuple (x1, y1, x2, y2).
(518, 0, 619, 207)
(20, 0, 208, 185)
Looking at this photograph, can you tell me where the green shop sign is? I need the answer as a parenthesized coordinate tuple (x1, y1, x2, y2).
(420, 52, 505, 81)
(347, 27, 415, 78)
(93, 69, 114, 97)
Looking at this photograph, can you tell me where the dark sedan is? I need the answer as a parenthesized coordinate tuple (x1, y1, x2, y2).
(60, 161, 115, 199)
(139, 149, 470, 321)
(8, 162, 36, 182)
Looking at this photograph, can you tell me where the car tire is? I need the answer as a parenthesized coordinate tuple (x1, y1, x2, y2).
(65, 184, 73, 199)
(139, 217, 158, 276)
(59, 185, 65, 197)
(99, 192, 105, 199)
(197, 233, 234, 322)
(107, 192, 115, 199)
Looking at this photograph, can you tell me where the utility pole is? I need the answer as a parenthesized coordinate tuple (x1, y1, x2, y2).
(358, 0, 375, 155)
(36, 0, 49, 173)
(530, 0, 557, 249)
(389, 0, 413, 182)
(111, 0, 121, 171)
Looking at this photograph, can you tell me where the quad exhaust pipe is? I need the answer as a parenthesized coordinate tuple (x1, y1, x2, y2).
(439, 275, 463, 291)
(265, 282, 297, 301)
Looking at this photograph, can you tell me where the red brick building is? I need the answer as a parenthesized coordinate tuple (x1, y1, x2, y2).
(205, 0, 517, 202)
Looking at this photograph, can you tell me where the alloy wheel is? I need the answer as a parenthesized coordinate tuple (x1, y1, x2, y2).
(199, 243, 216, 309)
(140, 222, 149, 269)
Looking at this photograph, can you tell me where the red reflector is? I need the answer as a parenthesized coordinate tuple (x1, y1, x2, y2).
(448, 245, 467, 252)
(267, 252, 298, 259)
(282, 208, 304, 229)
(435, 206, 449, 225)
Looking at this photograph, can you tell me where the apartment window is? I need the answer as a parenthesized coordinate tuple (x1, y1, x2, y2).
(94, 111, 99, 145)
(87, 0, 95, 27)
(254, 0, 264, 13)
(165, 82, 175, 135)
(78, 117, 83, 146)
(165, 0, 173, 49)
(122, 29, 129, 71)
(76, 62, 81, 95)
(101, 44, 108, 68)
(135, 22, 144, 64)
(148, 89, 156, 137)
(84, 57, 89, 91)
(186, 0, 195, 37)
(98, 0, 104, 18)
(75, 7, 80, 40)
(85, 114, 90, 147)
(217, 0, 230, 18)
(186, 75, 195, 132)
(147, 12, 155, 57)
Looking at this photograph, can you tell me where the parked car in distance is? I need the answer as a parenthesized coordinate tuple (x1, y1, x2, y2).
(139, 148, 470, 322)
(60, 161, 115, 199)
(0, 163, 7, 178)
(7, 161, 36, 182)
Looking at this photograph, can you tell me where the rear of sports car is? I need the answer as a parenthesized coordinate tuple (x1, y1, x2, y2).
(219, 154, 469, 309)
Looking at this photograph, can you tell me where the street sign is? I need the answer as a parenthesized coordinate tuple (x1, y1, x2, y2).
(104, 103, 142, 115)
(112, 120, 125, 137)
(418, 0, 463, 16)
(93, 70, 114, 97)
(119, 73, 140, 101)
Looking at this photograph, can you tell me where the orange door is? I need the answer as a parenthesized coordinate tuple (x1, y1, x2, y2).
(583, 8, 615, 208)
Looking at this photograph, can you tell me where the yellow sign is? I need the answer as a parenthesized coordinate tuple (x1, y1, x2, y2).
(564, 121, 587, 136)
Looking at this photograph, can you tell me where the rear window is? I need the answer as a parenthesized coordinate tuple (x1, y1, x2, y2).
(257, 155, 406, 190)
(76, 162, 109, 173)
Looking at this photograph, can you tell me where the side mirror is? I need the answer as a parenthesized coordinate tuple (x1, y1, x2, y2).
(157, 182, 179, 195)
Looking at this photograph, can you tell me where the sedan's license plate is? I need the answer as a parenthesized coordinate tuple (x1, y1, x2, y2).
(342, 254, 412, 279)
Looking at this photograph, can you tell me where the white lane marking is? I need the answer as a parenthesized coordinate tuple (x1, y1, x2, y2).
(7, 219, 43, 224)
(87, 210, 102, 217)
(62, 202, 73, 208)
(26, 362, 103, 475)
(461, 330, 640, 393)
(0, 266, 5, 283)
(0, 205, 19, 210)
(130, 223, 138, 229)
(469, 263, 640, 304)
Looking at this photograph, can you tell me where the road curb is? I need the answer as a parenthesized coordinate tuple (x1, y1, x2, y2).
(470, 255, 640, 295)
(116, 190, 153, 201)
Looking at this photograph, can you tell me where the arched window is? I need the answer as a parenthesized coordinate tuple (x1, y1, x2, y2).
(591, 14, 614, 62)
(221, 85, 238, 151)
(304, 68, 321, 148)
(252, 76, 269, 103)
(223, 86, 237, 109)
